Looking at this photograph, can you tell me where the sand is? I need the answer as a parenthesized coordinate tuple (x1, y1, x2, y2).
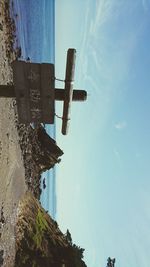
(0, 1, 27, 266)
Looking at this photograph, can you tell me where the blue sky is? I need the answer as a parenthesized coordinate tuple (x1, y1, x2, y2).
(55, 1, 150, 266)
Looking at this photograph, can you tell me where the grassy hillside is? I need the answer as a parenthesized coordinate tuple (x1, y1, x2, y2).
(14, 192, 87, 267)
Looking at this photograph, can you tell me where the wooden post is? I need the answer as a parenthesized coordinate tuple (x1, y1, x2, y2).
(61, 49, 76, 135)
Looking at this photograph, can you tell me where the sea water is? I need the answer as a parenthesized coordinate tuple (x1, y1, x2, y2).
(10, 0, 56, 219)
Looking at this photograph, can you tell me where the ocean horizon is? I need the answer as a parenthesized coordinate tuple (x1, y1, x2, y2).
(10, 0, 56, 219)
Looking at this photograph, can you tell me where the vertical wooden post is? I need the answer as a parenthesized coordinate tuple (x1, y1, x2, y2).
(61, 49, 76, 135)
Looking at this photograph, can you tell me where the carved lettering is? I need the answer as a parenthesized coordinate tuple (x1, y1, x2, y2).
(30, 89, 40, 103)
(28, 70, 40, 81)
(30, 108, 41, 120)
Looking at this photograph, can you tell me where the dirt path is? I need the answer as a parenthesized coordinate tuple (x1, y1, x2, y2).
(0, 1, 27, 266)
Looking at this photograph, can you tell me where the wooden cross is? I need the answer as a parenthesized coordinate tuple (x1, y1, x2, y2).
(0, 49, 87, 135)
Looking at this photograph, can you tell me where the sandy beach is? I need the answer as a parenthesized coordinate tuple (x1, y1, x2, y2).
(0, 1, 27, 266)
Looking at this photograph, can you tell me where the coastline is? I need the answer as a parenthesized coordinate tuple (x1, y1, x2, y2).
(0, 2, 88, 266)
(0, 1, 27, 266)
(0, 2, 63, 266)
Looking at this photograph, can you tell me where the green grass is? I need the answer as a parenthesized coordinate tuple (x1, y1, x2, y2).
(32, 209, 48, 248)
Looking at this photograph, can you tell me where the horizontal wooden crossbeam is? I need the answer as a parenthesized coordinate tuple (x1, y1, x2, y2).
(0, 85, 15, 97)
(0, 85, 87, 102)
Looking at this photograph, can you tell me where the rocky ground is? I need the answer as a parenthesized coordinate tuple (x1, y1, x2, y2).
(0, 1, 88, 267)
(17, 124, 63, 199)
(0, 1, 26, 266)
(14, 192, 68, 267)
(0, 1, 63, 266)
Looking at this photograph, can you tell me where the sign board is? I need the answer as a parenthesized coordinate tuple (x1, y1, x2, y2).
(12, 61, 55, 124)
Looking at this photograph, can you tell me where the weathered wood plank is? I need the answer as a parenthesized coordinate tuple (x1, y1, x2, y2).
(54, 88, 87, 101)
(62, 49, 76, 135)
(12, 61, 55, 124)
(12, 61, 31, 123)
(40, 63, 55, 123)
(28, 63, 42, 123)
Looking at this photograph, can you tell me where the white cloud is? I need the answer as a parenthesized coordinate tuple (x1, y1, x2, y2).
(115, 121, 127, 130)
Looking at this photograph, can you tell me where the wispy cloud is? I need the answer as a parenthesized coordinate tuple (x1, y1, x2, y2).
(79, 0, 141, 89)
(78, 0, 119, 95)
(142, 0, 150, 11)
(78, 0, 144, 139)
(89, 0, 116, 36)
(115, 121, 127, 130)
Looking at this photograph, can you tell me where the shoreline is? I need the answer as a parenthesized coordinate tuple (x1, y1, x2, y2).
(0, 1, 43, 265)
(0, 2, 87, 266)
(0, 2, 63, 266)
(0, 1, 27, 266)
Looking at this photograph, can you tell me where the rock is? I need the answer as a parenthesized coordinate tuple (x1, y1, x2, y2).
(0, 250, 4, 267)
(31, 126, 63, 172)
(17, 124, 63, 199)
(0, 23, 3, 31)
